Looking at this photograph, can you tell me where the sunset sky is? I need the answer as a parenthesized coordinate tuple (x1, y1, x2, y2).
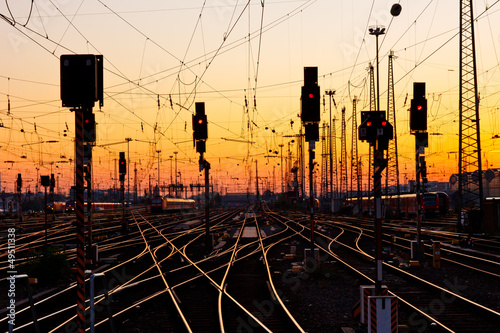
(1, 0, 500, 195)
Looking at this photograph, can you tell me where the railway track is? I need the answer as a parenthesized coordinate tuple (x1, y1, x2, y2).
(268, 211, 500, 332)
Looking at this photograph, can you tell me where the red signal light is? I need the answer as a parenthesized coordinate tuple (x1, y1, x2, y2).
(417, 105, 423, 111)
(308, 93, 314, 99)
(366, 121, 372, 126)
(381, 121, 387, 126)
(198, 118, 203, 124)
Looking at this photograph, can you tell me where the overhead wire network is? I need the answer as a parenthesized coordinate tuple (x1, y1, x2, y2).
(1, 0, 500, 191)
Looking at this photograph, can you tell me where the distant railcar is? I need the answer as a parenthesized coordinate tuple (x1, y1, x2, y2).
(151, 197, 163, 213)
(65, 200, 75, 212)
(65, 201, 123, 212)
(151, 197, 195, 213)
(47, 202, 66, 213)
(347, 192, 449, 217)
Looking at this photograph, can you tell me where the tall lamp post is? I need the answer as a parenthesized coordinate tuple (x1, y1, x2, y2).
(368, 26, 385, 112)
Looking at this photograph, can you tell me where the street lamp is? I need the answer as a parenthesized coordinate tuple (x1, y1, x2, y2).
(368, 25, 385, 112)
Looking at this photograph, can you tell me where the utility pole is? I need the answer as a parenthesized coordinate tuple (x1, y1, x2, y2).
(351, 97, 361, 213)
(301, 67, 320, 259)
(325, 90, 335, 213)
(192, 102, 211, 252)
(386, 51, 401, 215)
(279, 144, 284, 193)
(410, 82, 428, 262)
(126, 137, 132, 203)
(134, 162, 138, 204)
(459, 0, 483, 230)
(119, 152, 127, 235)
(340, 107, 347, 200)
(368, 25, 387, 294)
(174, 151, 178, 197)
(156, 150, 161, 196)
(255, 160, 259, 206)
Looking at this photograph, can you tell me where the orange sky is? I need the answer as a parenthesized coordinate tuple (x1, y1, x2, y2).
(0, 1, 499, 195)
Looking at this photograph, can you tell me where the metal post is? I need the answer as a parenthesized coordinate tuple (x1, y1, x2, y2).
(373, 146, 383, 294)
(121, 178, 126, 234)
(309, 141, 315, 253)
(204, 159, 211, 251)
(156, 150, 161, 196)
(326, 90, 335, 213)
(44, 186, 48, 248)
(74, 107, 86, 332)
(13, 275, 40, 333)
(126, 137, 131, 203)
(86, 161, 92, 264)
(279, 144, 284, 193)
(416, 147, 422, 261)
(90, 273, 115, 333)
(256, 160, 259, 206)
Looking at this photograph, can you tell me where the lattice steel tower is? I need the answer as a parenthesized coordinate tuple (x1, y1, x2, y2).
(332, 118, 338, 200)
(386, 51, 401, 213)
(459, 0, 483, 212)
(350, 97, 361, 200)
(340, 107, 348, 199)
(369, 63, 376, 111)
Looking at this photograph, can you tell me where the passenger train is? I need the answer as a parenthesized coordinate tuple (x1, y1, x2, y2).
(47, 201, 124, 213)
(150, 197, 196, 213)
(347, 192, 449, 217)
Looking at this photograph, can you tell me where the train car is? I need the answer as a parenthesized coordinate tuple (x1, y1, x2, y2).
(163, 198, 196, 212)
(65, 200, 75, 212)
(435, 192, 450, 215)
(92, 202, 122, 211)
(151, 196, 163, 213)
(422, 192, 440, 215)
(151, 197, 196, 212)
(349, 192, 448, 217)
(47, 202, 66, 213)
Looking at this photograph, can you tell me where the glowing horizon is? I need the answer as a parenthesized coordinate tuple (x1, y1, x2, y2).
(1, 1, 499, 195)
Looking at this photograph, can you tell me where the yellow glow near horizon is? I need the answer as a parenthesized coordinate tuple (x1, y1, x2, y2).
(0, 1, 499, 194)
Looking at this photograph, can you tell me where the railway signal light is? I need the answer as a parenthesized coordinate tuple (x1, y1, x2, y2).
(40, 175, 50, 187)
(50, 174, 55, 191)
(16, 174, 22, 192)
(410, 82, 427, 131)
(359, 111, 393, 149)
(60, 54, 103, 108)
(119, 151, 126, 175)
(196, 140, 206, 154)
(193, 102, 208, 141)
(378, 118, 393, 150)
(304, 123, 319, 141)
(301, 67, 320, 123)
(83, 111, 96, 143)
